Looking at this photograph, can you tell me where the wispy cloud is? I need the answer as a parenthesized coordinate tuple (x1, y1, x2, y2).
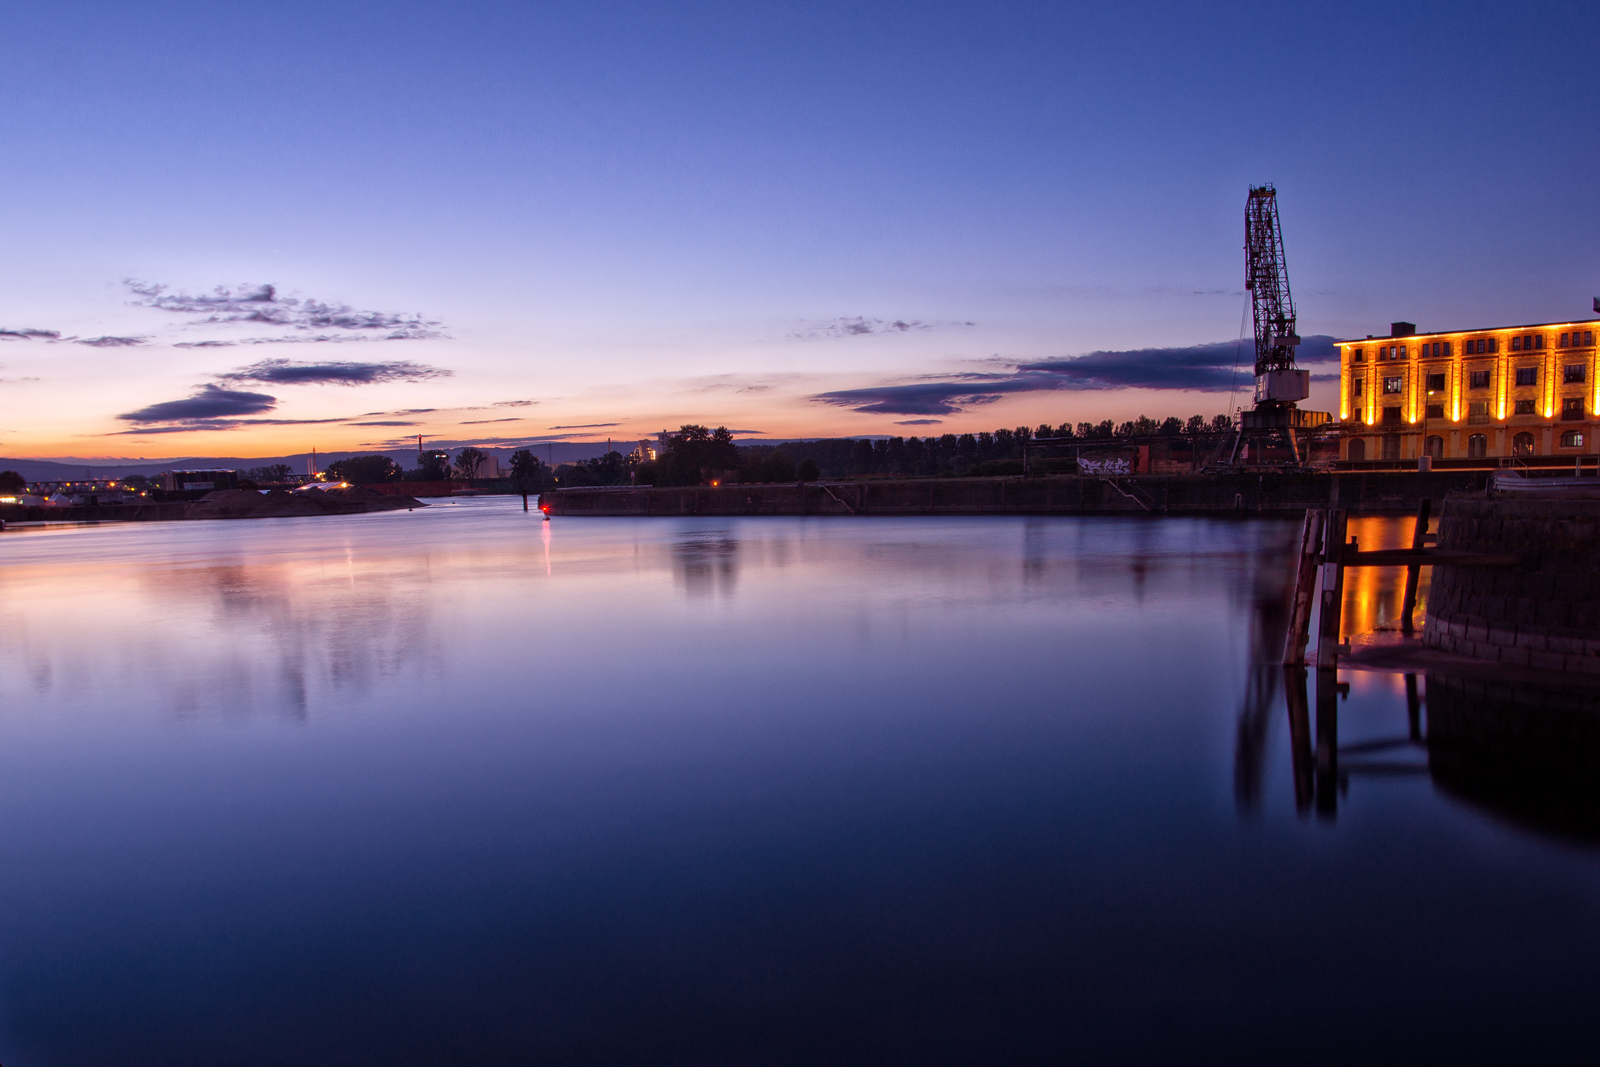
(461, 417, 523, 424)
(0, 328, 62, 341)
(108, 416, 349, 435)
(76, 335, 149, 347)
(548, 422, 620, 429)
(895, 419, 943, 425)
(494, 399, 535, 407)
(348, 420, 419, 427)
(791, 317, 975, 339)
(126, 280, 444, 341)
(218, 358, 451, 386)
(812, 336, 1337, 416)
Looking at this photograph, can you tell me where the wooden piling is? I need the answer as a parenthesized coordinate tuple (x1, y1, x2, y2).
(1315, 509, 1348, 671)
(1399, 498, 1431, 635)
(1282, 508, 1324, 666)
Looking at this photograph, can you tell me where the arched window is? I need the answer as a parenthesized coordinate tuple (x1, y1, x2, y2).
(1347, 437, 1366, 462)
(1560, 430, 1586, 449)
(1512, 432, 1536, 457)
(1467, 434, 1487, 458)
(1425, 435, 1444, 459)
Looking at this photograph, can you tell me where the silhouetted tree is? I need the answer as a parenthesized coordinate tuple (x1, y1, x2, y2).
(454, 447, 487, 479)
(0, 470, 26, 493)
(509, 448, 544, 510)
(324, 455, 402, 484)
(407, 451, 452, 481)
(797, 458, 819, 482)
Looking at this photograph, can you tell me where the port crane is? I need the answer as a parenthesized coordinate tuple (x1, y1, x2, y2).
(1226, 185, 1329, 467)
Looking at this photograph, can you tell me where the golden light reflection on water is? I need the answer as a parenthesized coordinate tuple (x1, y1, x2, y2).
(1340, 515, 1429, 639)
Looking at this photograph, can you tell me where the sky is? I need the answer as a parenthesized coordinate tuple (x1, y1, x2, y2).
(1, 0, 1596, 461)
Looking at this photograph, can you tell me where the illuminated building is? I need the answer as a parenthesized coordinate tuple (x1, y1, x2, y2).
(1337, 319, 1600, 462)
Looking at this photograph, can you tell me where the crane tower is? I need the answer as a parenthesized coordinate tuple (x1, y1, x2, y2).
(1230, 185, 1329, 466)
(1245, 186, 1306, 403)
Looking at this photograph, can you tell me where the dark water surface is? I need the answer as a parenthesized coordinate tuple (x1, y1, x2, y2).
(2, 500, 1597, 1064)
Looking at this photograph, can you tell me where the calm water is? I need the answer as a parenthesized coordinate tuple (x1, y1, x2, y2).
(1, 499, 1597, 1064)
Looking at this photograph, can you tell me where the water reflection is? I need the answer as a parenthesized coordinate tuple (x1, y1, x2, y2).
(1341, 514, 1429, 637)
(0, 529, 439, 723)
(4, 505, 1600, 1063)
(1233, 548, 1290, 814)
(1271, 666, 1600, 843)
(1427, 674, 1600, 843)
(672, 529, 740, 598)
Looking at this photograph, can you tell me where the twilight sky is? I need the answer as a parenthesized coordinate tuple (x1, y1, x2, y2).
(1, 0, 1596, 460)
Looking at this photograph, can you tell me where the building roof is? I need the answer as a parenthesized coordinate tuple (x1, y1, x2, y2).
(1337, 319, 1600, 345)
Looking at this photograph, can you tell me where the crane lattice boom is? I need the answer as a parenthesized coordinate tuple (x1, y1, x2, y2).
(1244, 185, 1299, 381)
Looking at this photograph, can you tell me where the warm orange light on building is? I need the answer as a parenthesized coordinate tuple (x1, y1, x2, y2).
(1338, 318, 1600, 463)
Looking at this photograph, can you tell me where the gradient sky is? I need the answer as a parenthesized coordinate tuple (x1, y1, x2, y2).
(2, 0, 1596, 460)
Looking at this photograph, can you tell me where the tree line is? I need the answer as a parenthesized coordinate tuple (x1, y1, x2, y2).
(566, 413, 1236, 487)
(257, 410, 1236, 493)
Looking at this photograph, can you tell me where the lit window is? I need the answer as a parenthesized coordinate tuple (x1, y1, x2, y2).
(1514, 399, 1536, 415)
(1566, 364, 1586, 384)
(1383, 376, 1404, 394)
(1561, 430, 1586, 448)
(1515, 367, 1538, 387)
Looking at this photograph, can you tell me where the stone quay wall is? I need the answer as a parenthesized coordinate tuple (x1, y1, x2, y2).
(541, 470, 1489, 518)
(1424, 497, 1600, 675)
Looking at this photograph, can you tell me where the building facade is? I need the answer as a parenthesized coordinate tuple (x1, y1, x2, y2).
(1338, 319, 1600, 462)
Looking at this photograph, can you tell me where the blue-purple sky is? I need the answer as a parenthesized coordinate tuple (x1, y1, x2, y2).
(2, 0, 1595, 459)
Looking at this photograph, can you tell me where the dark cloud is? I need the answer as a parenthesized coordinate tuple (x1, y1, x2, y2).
(548, 422, 620, 429)
(348, 421, 419, 427)
(218, 358, 451, 386)
(1, 328, 61, 341)
(895, 419, 943, 425)
(813, 336, 1337, 415)
(494, 399, 535, 407)
(461, 418, 522, 424)
(126, 280, 443, 340)
(1015, 334, 1337, 389)
(792, 317, 975, 339)
(118, 384, 279, 424)
(813, 379, 1017, 416)
(76, 336, 148, 347)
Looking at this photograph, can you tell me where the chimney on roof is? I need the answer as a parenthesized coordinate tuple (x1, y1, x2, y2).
(1391, 322, 1416, 337)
